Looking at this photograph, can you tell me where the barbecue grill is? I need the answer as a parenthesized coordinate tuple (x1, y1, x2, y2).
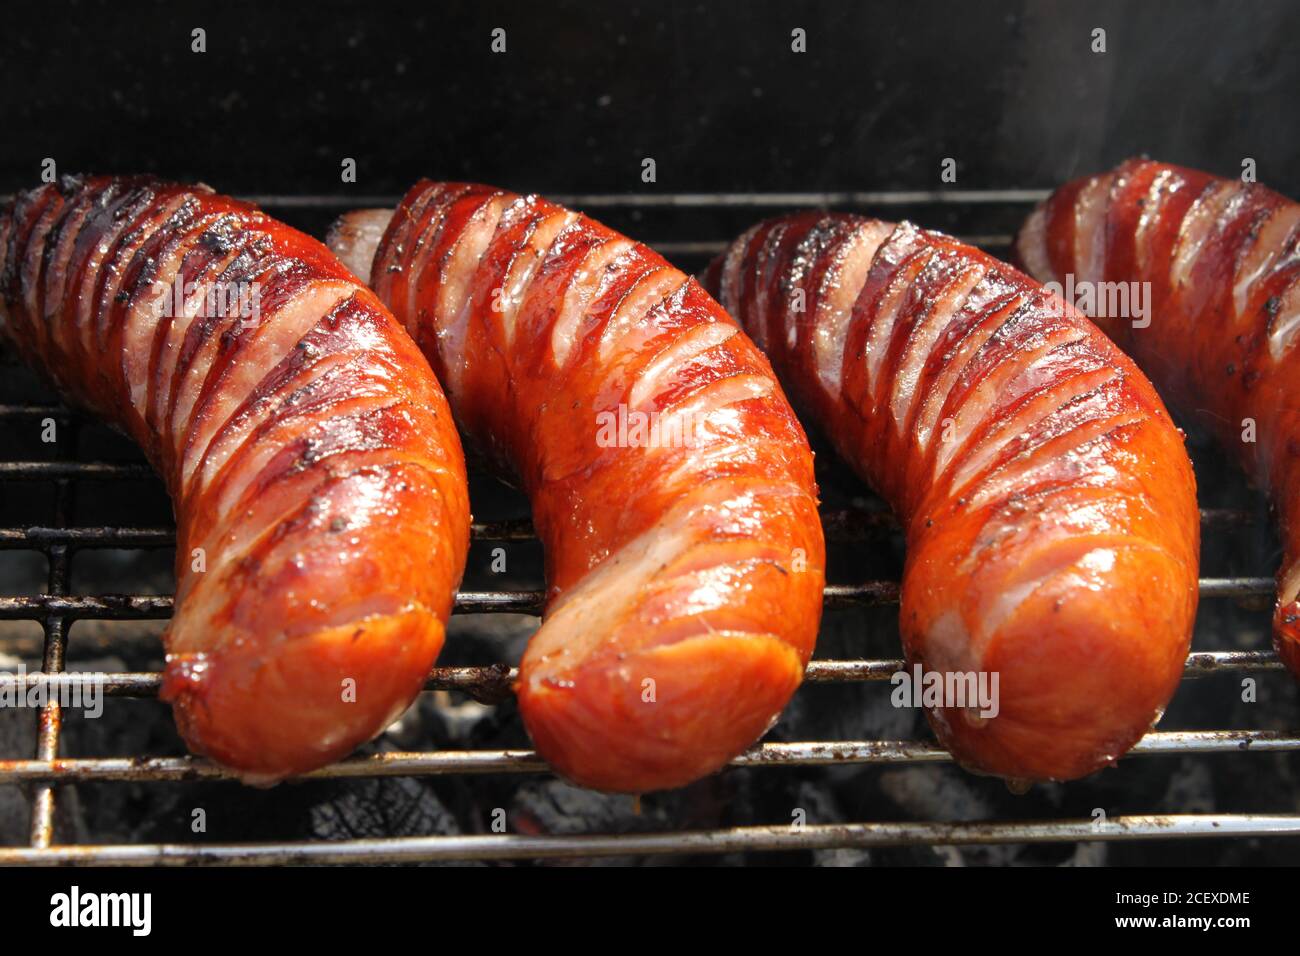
(1, 187, 1297, 866)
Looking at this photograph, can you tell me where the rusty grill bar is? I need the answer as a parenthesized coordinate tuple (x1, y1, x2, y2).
(1, 188, 1298, 865)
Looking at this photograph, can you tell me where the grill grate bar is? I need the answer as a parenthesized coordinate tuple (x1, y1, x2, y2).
(2, 730, 1296, 785)
(245, 188, 1050, 209)
(655, 235, 1014, 257)
(0, 576, 1277, 622)
(27, 424, 77, 849)
(0, 651, 1282, 705)
(0, 506, 1260, 549)
(0, 461, 153, 480)
(0, 404, 76, 419)
(0, 185, 1293, 864)
(1, 813, 1297, 866)
(0, 187, 1052, 211)
(0, 526, 177, 548)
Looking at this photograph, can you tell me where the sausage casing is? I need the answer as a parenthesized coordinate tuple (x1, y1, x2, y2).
(333, 182, 825, 792)
(706, 213, 1200, 781)
(0, 176, 471, 782)
(1017, 158, 1300, 682)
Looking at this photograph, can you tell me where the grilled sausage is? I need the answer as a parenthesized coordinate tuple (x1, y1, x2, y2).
(1017, 159, 1300, 683)
(0, 176, 471, 783)
(704, 213, 1200, 781)
(330, 183, 825, 793)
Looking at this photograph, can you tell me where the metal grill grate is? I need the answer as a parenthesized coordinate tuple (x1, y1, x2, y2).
(1, 188, 1298, 866)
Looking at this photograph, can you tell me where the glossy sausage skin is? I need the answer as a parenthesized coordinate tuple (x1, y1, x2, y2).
(1017, 159, 1300, 683)
(332, 182, 825, 793)
(0, 176, 470, 782)
(705, 214, 1199, 781)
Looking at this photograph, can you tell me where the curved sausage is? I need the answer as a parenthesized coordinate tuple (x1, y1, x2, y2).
(1017, 159, 1300, 683)
(330, 182, 825, 793)
(0, 176, 470, 783)
(704, 213, 1200, 782)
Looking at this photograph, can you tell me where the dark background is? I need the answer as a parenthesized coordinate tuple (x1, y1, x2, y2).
(2, 0, 1298, 198)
